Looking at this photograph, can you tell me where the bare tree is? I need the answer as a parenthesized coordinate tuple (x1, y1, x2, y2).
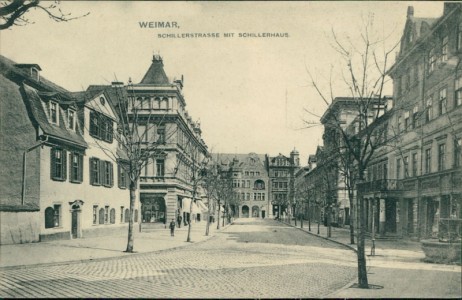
(304, 15, 399, 288)
(0, 0, 89, 30)
(81, 82, 178, 253)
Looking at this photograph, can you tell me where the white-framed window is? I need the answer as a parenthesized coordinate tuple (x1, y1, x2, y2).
(458, 23, 462, 51)
(404, 111, 410, 130)
(441, 36, 448, 62)
(412, 105, 419, 128)
(455, 76, 462, 107)
(45, 204, 62, 228)
(428, 47, 436, 74)
(425, 97, 433, 122)
(439, 88, 447, 115)
(68, 109, 75, 131)
(50, 101, 59, 124)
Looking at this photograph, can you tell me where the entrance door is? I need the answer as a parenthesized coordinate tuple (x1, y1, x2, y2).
(262, 211, 266, 219)
(71, 210, 78, 238)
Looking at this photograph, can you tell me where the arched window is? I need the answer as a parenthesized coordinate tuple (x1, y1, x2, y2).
(134, 209, 139, 222)
(99, 208, 105, 224)
(45, 207, 55, 228)
(254, 179, 265, 190)
(125, 208, 130, 223)
(160, 97, 168, 109)
(136, 97, 142, 109)
(110, 208, 116, 224)
(154, 97, 161, 109)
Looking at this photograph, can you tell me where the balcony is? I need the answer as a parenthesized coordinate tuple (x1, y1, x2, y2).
(357, 179, 402, 194)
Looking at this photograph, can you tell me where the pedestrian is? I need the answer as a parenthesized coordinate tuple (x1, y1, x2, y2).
(169, 219, 175, 236)
(178, 215, 182, 228)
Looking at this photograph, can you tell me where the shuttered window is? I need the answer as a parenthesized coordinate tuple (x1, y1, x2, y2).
(89, 110, 113, 143)
(118, 163, 129, 189)
(90, 157, 101, 185)
(51, 148, 67, 181)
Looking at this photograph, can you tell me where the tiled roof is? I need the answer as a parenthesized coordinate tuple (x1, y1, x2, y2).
(0, 55, 87, 149)
(212, 153, 267, 168)
(140, 56, 170, 85)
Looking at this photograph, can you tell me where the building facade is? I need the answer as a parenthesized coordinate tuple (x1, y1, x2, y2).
(360, 3, 462, 240)
(0, 55, 132, 244)
(93, 55, 210, 227)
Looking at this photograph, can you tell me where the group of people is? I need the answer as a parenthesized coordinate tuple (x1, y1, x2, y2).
(169, 212, 191, 237)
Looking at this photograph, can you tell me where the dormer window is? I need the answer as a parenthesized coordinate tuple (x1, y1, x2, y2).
(50, 101, 59, 125)
(68, 109, 75, 131)
(31, 67, 40, 81)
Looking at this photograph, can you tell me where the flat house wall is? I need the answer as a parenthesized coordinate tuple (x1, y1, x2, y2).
(39, 140, 131, 241)
(0, 77, 42, 245)
(0, 211, 41, 244)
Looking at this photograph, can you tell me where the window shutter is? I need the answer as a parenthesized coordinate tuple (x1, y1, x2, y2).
(50, 148, 56, 179)
(89, 157, 95, 185)
(110, 162, 114, 187)
(79, 154, 84, 182)
(62, 150, 67, 181)
(69, 152, 74, 181)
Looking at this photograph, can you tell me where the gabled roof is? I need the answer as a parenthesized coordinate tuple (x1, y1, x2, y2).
(212, 153, 267, 168)
(140, 55, 170, 85)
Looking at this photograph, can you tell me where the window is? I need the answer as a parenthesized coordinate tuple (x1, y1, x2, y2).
(93, 205, 98, 225)
(383, 162, 388, 180)
(70, 152, 83, 183)
(458, 23, 462, 51)
(120, 206, 124, 223)
(50, 101, 58, 124)
(396, 159, 401, 179)
(51, 148, 67, 181)
(412, 105, 419, 128)
(441, 36, 448, 62)
(404, 156, 409, 178)
(90, 157, 101, 185)
(156, 159, 165, 177)
(103, 161, 114, 187)
(253, 193, 257, 201)
(89, 111, 113, 143)
(405, 70, 410, 91)
(262, 193, 265, 201)
(397, 115, 403, 133)
(455, 139, 462, 168)
(118, 163, 128, 189)
(425, 148, 432, 174)
(44, 205, 61, 228)
(110, 208, 116, 224)
(428, 48, 436, 74)
(396, 76, 402, 97)
(245, 171, 249, 176)
(438, 144, 446, 171)
(425, 97, 433, 122)
(254, 180, 265, 190)
(125, 208, 130, 223)
(455, 76, 462, 107)
(53, 204, 61, 227)
(404, 111, 410, 130)
(68, 109, 75, 130)
(99, 208, 105, 224)
(157, 127, 165, 144)
(439, 88, 447, 115)
(412, 153, 418, 177)
(104, 206, 109, 224)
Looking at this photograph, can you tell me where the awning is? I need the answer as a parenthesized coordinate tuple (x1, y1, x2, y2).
(182, 198, 192, 211)
(196, 200, 208, 213)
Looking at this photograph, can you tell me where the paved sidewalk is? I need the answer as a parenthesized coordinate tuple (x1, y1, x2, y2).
(0, 220, 229, 269)
(280, 219, 462, 298)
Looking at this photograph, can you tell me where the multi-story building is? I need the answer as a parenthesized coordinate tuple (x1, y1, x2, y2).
(0, 55, 131, 244)
(214, 153, 270, 218)
(267, 150, 300, 218)
(89, 55, 209, 226)
(360, 3, 462, 240)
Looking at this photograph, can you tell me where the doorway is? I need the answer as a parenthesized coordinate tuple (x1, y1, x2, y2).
(262, 210, 266, 219)
(242, 205, 249, 218)
(69, 200, 83, 239)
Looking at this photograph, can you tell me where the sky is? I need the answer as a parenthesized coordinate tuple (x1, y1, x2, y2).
(1, 1, 445, 165)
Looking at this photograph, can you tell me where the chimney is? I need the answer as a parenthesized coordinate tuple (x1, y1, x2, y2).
(407, 6, 414, 18)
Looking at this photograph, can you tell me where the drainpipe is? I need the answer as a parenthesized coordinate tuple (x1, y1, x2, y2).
(22, 135, 50, 205)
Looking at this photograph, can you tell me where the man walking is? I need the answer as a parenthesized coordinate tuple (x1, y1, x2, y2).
(169, 219, 175, 236)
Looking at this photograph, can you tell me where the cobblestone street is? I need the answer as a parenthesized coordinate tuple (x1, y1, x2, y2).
(0, 219, 357, 298)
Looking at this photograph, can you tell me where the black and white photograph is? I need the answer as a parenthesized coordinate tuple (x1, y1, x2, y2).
(0, 1, 461, 298)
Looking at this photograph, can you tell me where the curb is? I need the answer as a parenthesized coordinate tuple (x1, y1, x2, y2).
(0, 223, 229, 271)
(279, 220, 358, 253)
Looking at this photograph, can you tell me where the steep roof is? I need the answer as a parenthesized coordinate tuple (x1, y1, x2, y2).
(212, 152, 266, 168)
(140, 55, 170, 85)
(0, 55, 87, 149)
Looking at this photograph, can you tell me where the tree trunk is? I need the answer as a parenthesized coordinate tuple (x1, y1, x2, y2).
(308, 201, 311, 231)
(327, 206, 332, 238)
(125, 180, 137, 253)
(349, 208, 355, 244)
(217, 201, 221, 229)
(205, 203, 211, 236)
(187, 185, 196, 242)
(357, 195, 369, 288)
